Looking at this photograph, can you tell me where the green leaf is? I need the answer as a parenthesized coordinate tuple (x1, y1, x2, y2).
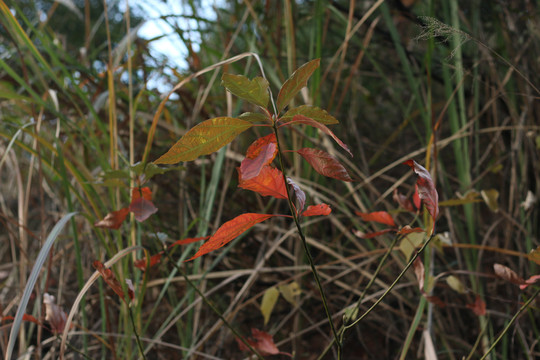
(276, 59, 320, 113)
(154, 117, 252, 164)
(221, 73, 269, 108)
(261, 287, 280, 325)
(131, 162, 184, 180)
(278, 282, 301, 306)
(399, 232, 425, 261)
(281, 105, 338, 125)
(446, 275, 466, 294)
(238, 112, 271, 124)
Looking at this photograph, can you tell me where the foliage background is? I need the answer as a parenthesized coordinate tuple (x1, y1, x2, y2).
(0, 0, 539, 359)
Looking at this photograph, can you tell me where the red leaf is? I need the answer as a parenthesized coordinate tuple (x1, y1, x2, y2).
(134, 253, 163, 270)
(355, 211, 396, 226)
(287, 177, 306, 214)
(296, 148, 353, 182)
(237, 328, 287, 356)
(393, 189, 415, 212)
(240, 142, 277, 180)
(93, 261, 134, 302)
(129, 198, 158, 222)
(238, 165, 288, 199)
(425, 295, 446, 308)
(354, 228, 394, 239)
(413, 185, 421, 210)
(284, 115, 352, 156)
(520, 275, 540, 290)
(187, 213, 275, 261)
(302, 204, 332, 217)
(43, 293, 68, 334)
(2, 314, 41, 326)
(94, 207, 129, 229)
(493, 263, 525, 285)
(132, 187, 153, 201)
(171, 236, 210, 246)
(467, 295, 486, 316)
(404, 160, 439, 221)
(397, 226, 425, 235)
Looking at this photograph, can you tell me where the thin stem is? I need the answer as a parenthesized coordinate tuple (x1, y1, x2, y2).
(128, 307, 147, 360)
(479, 287, 540, 360)
(158, 249, 265, 360)
(271, 122, 341, 356)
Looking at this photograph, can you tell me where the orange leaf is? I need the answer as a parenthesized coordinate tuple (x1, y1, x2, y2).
(302, 204, 332, 217)
(94, 207, 129, 229)
(238, 165, 288, 199)
(93, 261, 134, 302)
(131, 187, 153, 201)
(467, 295, 486, 316)
(404, 160, 439, 221)
(355, 211, 396, 226)
(187, 213, 275, 261)
(171, 236, 210, 246)
(129, 198, 158, 222)
(2, 314, 41, 326)
(296, 148, 353, 182)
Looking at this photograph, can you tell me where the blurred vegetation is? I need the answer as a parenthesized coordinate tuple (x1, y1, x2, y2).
(1, 0, 539, 359)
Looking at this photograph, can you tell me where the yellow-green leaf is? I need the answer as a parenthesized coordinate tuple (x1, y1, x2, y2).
(528, 246, 540, 265)
(276, 59, 320, 113)
(221, 73, 269, 108)
(154, 117, 252, 164)
(278, 282, 301, 306)
(481, 189, 499, 212)
(439, 190, 482, 207)
(446, 275, 466, 294)
(238, 112, 271, 124)
(261, 287, 280, 325)
(399, 232, 425, 261)
(280, 105, 338, 125)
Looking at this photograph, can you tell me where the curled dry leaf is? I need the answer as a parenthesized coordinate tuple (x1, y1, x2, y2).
(44, 293, 68, 334)
(129, 198, 158, 222)
(93, 261, 135, 302)
(287, 177, 306, 214)
(393, 189, 415, 212)
(404, 160, 439, 226)
(94, 207, 129, 229)
(493, 263, 525, 285)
